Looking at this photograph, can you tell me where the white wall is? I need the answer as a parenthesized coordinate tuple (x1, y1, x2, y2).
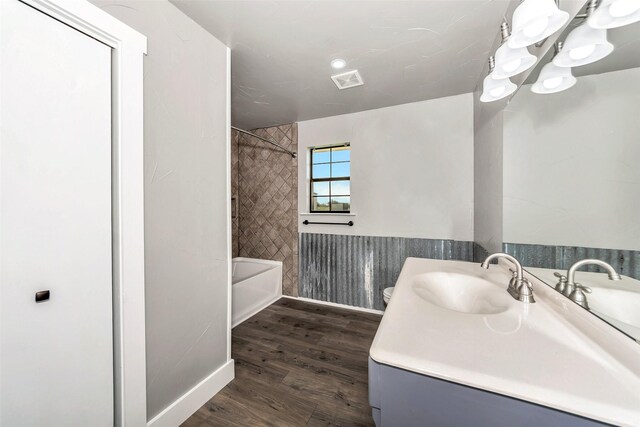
(469, 0, 587, 256)
(298, 94, 474, 241)
(91, 0, 231, 421)
(504, 67, 640, 251)
(473, 92, 504, 254)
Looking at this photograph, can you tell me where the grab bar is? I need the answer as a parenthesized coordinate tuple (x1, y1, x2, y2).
(303, 220, 353, 226)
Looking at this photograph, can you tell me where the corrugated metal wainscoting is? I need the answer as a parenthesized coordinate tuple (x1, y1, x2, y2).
(299, 233, 474, 311)
(503, 242, 640, 281)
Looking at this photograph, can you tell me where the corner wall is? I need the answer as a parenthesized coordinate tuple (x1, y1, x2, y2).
(91, 0, 232, 422)
(473, 91, 504, 257)
(296, 94, 475, 309)
(503, 67, 640, 251)
(501, 67, 640, 280)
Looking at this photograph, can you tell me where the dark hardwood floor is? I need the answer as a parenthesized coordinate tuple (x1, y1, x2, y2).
(182, 298, 382, 427)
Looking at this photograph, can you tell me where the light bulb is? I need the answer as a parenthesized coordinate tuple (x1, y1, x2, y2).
(609, 0, 640, 17)
(568, 44, 596, 60)
(481, 71, 516, 102)
(532, 62, 576, 94)
(552, 23, 613, 67)
(331, 59, 346, 69)
(509, 0, 569, 48)
(523, 17, 549, 38)
(490, 86, 506, 97)
(588, 0, 640, 28)
(542, 76, 563, 89)
(502, 58, 523, 73)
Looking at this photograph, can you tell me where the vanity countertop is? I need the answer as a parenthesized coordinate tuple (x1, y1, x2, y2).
(526, 266, 640, 292)
(370, 258, 640, 426)
(527, 266, 640, 341)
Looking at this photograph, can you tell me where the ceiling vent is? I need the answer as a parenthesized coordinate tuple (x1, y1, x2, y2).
(331, 70, 364, 90)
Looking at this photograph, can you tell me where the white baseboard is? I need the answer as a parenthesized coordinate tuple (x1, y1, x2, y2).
(282, 295, 384, 315)
(147, 359, 235, 427)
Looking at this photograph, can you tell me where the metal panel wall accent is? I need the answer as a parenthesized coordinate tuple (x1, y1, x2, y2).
(473, 242, 490, 263)
(503, 242, 640, 280)
(299, 233, 474, 310)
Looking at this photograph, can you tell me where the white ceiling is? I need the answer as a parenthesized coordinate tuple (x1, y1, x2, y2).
(170, 0, 512, 130)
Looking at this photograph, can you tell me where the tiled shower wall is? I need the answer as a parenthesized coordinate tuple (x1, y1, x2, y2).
(231, 130, 239, 257)
(231, 124, 299, 296)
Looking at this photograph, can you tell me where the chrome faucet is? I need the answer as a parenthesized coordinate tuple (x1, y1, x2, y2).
(562, 259, 621, 309)
(480, 253, 535, 303)
(553, 271, 568, 293)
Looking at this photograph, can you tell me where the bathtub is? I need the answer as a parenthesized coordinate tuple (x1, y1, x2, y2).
(232, 257, 282, 327)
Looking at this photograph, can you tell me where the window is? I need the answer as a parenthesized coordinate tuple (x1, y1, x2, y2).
(310, 144, 350, 213)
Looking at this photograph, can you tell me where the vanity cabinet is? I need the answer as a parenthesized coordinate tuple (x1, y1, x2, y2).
(368, 358, 608, 427)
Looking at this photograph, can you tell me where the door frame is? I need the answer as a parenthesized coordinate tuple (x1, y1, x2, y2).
(16, 0, 148, 425)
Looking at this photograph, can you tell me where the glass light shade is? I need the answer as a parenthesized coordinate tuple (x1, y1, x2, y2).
(480, 73, 517, 102)
(509, 0, 570, 48)
(587, 0, 640, 28)
(493, 43, 537, 78)
(531, 62, 577, 94)
(553, 24, 613, 67)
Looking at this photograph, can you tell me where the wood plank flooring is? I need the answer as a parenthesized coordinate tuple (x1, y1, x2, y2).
(181, 298, 382, 427)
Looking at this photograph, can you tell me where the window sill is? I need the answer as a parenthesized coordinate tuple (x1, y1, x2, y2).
(299, 212, 356, 217)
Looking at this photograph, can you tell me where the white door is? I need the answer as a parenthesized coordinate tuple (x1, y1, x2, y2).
(0, 0, 114, 425)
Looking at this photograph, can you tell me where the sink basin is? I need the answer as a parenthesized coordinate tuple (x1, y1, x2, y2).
(589, 288, 640, 340)
(371, 258, 640, 427)
(412, 272, 512, 315)
(589, 288, 640, 328)
(525, 266, 640, 342)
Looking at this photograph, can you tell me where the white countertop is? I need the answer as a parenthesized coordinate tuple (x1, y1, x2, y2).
(527, 266, 640, 341)
(370, 258, 640, 426)
(526, 265, 640, 293)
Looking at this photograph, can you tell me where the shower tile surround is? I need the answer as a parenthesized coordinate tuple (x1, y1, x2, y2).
(231, 129, 239, 258)
(231, 125, 299, 296)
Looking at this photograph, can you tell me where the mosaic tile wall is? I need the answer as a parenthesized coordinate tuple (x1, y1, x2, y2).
(231, 129, 239, 257)
(232, 124, 299, 296)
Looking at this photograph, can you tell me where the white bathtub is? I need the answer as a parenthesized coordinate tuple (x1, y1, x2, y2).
(232, 257, 282, 327)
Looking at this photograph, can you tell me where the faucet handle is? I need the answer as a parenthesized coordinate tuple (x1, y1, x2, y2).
(554, 272, 568, 292)
(554, 272, 567, 281)
(516, 278, 535, 303)
(569, 283, 591, 309)
(574, 283, 592, 294)
(507, 268, 519, 295)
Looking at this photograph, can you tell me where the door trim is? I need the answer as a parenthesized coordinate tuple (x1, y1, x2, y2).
(17, 1, 148, 425)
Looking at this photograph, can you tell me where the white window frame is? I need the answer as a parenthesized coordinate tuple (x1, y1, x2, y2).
(309, 143, 351, 213)
(16, 0, 148, 425)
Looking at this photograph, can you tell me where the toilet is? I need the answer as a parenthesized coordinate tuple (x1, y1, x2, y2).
(383, 287, 394, 305)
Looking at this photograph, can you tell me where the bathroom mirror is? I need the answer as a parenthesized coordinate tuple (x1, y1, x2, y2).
(502, 13, 640, 342)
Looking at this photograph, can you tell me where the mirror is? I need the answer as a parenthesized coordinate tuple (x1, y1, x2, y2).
(502, 7, 640, 343)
